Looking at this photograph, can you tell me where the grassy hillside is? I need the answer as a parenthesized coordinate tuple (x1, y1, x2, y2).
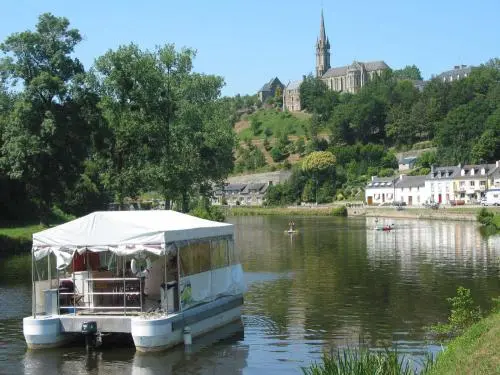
(237, 109, 312, 141)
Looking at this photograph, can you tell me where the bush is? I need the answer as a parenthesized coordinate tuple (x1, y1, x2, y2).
(429, 286, 481, 339)
(477, 208, 494, 226)
(331, 205, 347, 216)
(270, 146, 287, 162)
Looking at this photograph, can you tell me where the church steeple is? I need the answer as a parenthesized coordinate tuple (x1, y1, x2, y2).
(316, 9, 330, 78)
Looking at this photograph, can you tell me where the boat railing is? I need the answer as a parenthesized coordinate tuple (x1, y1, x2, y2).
(59, 277, 143, 316)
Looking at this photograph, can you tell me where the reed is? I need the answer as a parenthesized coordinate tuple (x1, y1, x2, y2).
(302, 347, 430, 375)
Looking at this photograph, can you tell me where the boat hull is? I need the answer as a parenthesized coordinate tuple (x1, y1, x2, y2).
(23, 294, 244, 352)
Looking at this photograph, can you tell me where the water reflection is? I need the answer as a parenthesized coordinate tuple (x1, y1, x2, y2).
(22, 320, 246, 375)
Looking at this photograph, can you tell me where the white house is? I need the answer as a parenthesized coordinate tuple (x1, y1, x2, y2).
(488, 162, 500, 189)
(453, 163, 495, 203)
(394, 175, 427, 206)
(425, 166, 460, 204)
(365, 176, 397, 205)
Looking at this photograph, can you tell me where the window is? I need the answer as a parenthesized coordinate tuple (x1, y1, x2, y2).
(470, 181, 475, 187)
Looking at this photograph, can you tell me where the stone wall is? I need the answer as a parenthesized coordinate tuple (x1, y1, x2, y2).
(227, 170, 292, 185)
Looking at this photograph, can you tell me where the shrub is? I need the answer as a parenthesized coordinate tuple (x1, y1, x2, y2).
(331, 205, 347, 216)
(429, 286, 481, 338)
(477, 208, 494, 226)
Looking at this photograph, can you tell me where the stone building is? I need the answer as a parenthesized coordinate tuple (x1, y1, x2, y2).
(436, 65, 472, 83)
(283, 80, 303, 112)
(283, 11, 389, 111)
(258, 77, 284, 103)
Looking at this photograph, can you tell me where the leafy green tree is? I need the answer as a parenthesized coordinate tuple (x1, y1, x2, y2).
(301, 151, 336, 203)
(0, 13, 99, 224)
(250, 117, 262, 135)
(392, 65, 423, 81)
(416, 151, 438, 169)
(94, 43, 235, 211)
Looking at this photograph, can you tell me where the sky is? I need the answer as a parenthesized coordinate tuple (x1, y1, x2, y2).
(1, 0, 499, 97)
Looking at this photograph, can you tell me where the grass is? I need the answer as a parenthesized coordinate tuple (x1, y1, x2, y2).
(226, 206, 346, 217)
(302, 348, 431, 375)
(0, 224, 45, 241)
(426, 311, 500, 375)
(238, 109, 311, 141)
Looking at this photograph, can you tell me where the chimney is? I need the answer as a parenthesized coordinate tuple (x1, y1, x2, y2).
(371, 176, 375, 182)
(431, 165, 434, 173)
(458, 163, 462, 169)
(497, 160, 500, 168)
(400, 174, 404, 181)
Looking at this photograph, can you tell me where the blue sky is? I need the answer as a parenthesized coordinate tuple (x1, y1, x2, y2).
(1, 0, 499, 97)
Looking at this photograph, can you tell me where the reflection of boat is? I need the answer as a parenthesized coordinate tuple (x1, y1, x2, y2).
(284, 229, 299, 234)
(374, 224, 395, 231)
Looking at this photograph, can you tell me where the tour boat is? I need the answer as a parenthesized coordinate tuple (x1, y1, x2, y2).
(23, 210, 246, 352)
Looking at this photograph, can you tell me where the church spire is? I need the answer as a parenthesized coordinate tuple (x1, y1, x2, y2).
(319, 9, 327, 44)
(315, 9, 331, 77)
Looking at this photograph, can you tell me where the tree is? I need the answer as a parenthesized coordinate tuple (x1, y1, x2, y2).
(0, 13, 99, 224)
(302, 151, 336, 203)
(392, 65, 423, 81)
(250, 117, 262, 135)
(93, 43, 235, 211)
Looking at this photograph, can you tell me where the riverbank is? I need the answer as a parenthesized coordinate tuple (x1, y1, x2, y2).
(0, 224, 44, 256)
(301, 310, 500, 375)
(426, 310, 500, 375)
(227, 204, 500, 222)
(226, 206, 347, 217)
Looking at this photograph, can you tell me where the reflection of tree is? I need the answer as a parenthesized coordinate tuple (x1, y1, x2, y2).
(232, 215, 500, 350)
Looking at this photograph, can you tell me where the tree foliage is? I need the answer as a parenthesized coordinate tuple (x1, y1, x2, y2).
(392, 65, 423, 81)
(0, 13, 99, 224)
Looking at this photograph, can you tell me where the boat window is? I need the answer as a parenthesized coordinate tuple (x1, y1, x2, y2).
(210, 239, 229, 269)
(179, 241, 211, 276)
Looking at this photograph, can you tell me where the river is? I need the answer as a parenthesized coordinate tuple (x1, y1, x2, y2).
(0, 216, 499, 374)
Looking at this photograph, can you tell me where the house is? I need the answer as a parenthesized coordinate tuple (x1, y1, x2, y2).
(398, 157, 417, 171)
(239, 183, 269, 206)
(453, 163, 497, 203)
(425, 166, 460, 204)
(488, 161, 500, 189)
(436, 65, 472, 83)
(257, 77, 284, 103)
(365, 176, 397, 205)
(212, 183, 246, 206)
(394, 175, 427, 206)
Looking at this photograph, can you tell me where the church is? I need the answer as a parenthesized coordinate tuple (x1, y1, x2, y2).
(283, 11, 390, 112)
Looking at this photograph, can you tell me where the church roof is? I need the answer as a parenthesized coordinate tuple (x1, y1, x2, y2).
(322, 61, 389, 78)
(285, 80, 302, 90)
(258, 77, 283, 93)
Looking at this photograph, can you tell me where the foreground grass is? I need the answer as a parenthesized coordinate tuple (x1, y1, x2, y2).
(302, 348, 430, 375)
(426, 311, 500, 375)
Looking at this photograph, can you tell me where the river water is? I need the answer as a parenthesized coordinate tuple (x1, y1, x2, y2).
(0, 216, 499, 374)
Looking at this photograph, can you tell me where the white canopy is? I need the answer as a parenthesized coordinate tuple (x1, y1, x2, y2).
(32, 210, 234, 268)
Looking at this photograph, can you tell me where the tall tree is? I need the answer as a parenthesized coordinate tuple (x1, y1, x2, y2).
(392, 65, 423, 81)
(93, 44, 235, 211)
(0, 13, 97, 224)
